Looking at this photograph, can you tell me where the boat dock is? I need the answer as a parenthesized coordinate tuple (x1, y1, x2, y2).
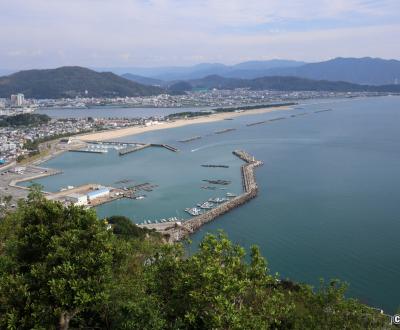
(81, 140, 179, 153)
(139, 149, 263, 242)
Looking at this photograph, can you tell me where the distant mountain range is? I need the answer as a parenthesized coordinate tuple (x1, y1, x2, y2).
(121, 73, 164, 86)
(98, 60, 306, 81)
(0, 66, 163, 99)
(263, 57, 400, 85)
(1, 63, 399, 99)
(174, 75, 400, 93)
(118, 57, 400, 86)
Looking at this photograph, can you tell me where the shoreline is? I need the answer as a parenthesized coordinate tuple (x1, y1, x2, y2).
(77, 105, 291, 141)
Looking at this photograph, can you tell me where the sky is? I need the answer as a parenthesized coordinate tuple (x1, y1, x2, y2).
(0, 0, 400, 70)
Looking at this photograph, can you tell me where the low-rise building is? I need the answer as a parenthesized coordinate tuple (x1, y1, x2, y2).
(87, 187, 110, 202)
(65, 193, 88, 206)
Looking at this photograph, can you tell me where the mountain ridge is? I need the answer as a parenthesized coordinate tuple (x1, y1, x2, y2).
(0, 66, 165, 99)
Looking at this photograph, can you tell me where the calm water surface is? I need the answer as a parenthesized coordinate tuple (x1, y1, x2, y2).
(30, 96, 400, 313)
(36, 106, 210, 118)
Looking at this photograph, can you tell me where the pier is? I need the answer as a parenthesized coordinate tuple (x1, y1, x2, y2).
(150, 144, 179, 152)
(69, 149, 107, 154)
(9, 166, 63, 191)
(140, 150, 263, 242)
(81, 140, 179, 153)
(119, 144, 150, 156)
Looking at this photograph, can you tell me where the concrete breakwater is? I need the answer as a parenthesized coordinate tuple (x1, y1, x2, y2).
(141, 150, 263, 242)
(119, 144, 150, 156)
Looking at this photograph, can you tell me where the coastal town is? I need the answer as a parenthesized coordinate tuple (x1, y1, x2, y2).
(0, 88, 387, 112)
(0, 88, 392, 167)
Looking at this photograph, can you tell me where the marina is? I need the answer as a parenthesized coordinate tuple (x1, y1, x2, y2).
(140, 149, 263, 242)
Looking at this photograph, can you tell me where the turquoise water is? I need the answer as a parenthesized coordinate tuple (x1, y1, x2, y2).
(29, 96, 400, 313)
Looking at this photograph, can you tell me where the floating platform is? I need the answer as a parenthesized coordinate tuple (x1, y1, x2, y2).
(201, 164, 229, 168)
(202, 179, 231, 185)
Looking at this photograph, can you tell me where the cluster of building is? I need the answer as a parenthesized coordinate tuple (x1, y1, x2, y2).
(0, 89, 391, 167)
(40, 90, 397, 109)
(1, 90, 388, 112)
(0, 116, 152, 165)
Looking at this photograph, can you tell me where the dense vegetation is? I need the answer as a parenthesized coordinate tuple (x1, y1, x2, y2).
(186, 74, 400, 92)
(0, 113, 51, 127)
(0, 187, 393, 329)
(0, 67, 164, 99)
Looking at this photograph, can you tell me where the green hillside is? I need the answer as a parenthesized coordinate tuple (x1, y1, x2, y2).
(0, 66, 165, 99)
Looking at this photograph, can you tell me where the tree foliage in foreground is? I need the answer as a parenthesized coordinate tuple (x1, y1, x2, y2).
(0, 189, 393, 329)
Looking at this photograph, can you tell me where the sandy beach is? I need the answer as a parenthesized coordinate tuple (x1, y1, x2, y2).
(77, 105, 291, 141)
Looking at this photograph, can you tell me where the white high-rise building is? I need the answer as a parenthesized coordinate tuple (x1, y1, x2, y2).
(16, 93, 25, 106)
(10, 93, 25, 106)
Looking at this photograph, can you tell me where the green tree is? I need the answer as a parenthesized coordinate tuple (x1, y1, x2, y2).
(0, 188, 118, 329)
(146, 233, 293, 329)
(107, 215, 161, 240)
(0, 193, 393, 329)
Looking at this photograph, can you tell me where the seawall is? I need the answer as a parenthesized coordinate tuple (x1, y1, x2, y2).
(141, 150, 263, 242)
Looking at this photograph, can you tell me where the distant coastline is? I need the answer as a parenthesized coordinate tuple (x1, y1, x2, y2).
(77, 104, 292, 141)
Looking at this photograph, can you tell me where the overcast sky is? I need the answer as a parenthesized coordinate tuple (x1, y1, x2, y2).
(1, 0, 400, 70)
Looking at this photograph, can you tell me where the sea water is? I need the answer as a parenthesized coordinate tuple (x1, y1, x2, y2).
(29, 96, 400, 313)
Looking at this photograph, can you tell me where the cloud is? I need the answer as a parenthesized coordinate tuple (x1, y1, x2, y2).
(0, 0, 399, 68)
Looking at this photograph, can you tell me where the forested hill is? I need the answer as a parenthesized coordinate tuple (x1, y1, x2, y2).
(184, 74, 400, 93)
(0, 66, 165, 99)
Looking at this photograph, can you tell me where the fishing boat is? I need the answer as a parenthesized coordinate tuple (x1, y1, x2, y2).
(197, 201, 214, 209)
(184, 207, 202, 216)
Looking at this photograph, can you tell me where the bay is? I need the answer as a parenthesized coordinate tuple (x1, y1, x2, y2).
(29, 96, 400, 313)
